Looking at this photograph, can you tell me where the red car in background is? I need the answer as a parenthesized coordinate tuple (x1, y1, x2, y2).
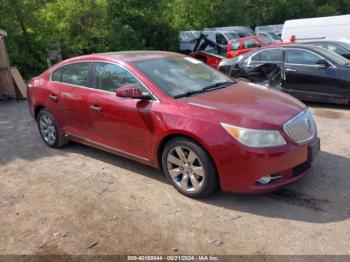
(226, 35, 289, 58)
(28, 51, 319, 198)
(189, 35, 290, 69)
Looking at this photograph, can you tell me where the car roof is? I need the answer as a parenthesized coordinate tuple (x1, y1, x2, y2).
(304, 40, 343, 44)
(56, 51, 183, 66)
(262, 43, 323, 51)
(304, 40, 350, 48)
(239, 43, 325, 59)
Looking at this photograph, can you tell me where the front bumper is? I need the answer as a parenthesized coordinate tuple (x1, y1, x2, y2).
(213, 136, 320, 193)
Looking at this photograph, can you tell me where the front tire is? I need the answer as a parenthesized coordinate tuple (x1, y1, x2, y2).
(161, 137, 218, 198)
(37, 108, 68, 148)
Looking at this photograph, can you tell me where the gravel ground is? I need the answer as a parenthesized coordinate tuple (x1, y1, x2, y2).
(0, 100, 349, 255)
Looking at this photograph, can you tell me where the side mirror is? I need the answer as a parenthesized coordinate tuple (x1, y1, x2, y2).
(316, 59, 330, 68)
(116, 84, 152, 100)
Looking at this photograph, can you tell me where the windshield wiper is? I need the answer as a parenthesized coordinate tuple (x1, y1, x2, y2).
(173, 80, 236, 99)
(202, 80, 236, 91)
(173, 90, 205, 98)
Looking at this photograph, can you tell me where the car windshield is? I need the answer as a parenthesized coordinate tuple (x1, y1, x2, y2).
(258, 35, 276, 44)
(315, 46, 350, 65)
(267, 32, 281, 41)
(338, 41, 350, 50)
(134, 57, 235, 98)
(224, 32, 239, 40)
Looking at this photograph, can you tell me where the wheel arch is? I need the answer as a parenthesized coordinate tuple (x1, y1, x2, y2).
(156, 131, 220, 186)
(34, 104, 46, 120)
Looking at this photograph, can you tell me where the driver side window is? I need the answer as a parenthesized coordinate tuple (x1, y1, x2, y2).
(94, 63, 146, 92)
(285, 49, 321, 65)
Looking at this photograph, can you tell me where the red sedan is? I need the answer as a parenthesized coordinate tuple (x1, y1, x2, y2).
(28, 51, 320, 198)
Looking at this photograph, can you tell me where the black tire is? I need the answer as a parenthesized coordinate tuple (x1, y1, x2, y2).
(161, 137, 218, 198)
(37, 108, 68, 148)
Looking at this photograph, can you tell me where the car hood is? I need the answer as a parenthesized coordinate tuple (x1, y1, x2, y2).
(177, 82, 306, 129)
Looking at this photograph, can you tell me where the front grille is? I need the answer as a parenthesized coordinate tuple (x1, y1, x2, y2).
(284, 109, 316, 144)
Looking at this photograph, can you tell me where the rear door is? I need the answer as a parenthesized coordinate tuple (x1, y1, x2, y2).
(50, 62, 92, 138)
(87, 62, 157, 161)
(283, 48, 340, 101)
(241, 48, 283, 83)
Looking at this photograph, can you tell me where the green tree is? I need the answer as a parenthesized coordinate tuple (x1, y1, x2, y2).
(0, 0, 349, 79)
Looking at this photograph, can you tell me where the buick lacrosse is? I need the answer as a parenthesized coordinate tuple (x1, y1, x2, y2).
(28, 51, 320, 198)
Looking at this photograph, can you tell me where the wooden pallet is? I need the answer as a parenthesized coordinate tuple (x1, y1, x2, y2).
(0, 29, 26, 100)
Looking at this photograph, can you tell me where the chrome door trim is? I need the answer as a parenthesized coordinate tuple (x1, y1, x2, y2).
(49, 60, 160, 103)
(65, 131, 150, 162)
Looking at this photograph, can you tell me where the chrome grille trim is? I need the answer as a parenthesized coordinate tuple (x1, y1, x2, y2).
(283, 109, 316, 144)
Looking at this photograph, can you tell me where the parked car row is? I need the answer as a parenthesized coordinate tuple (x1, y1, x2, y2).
(179, 26, 282, 68)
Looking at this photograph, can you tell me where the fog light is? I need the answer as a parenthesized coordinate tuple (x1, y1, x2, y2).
(257, 176, 272, 184)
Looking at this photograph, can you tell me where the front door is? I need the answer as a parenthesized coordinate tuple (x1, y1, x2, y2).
(283, 48, 340, 101)
(87, 62, 157, 161)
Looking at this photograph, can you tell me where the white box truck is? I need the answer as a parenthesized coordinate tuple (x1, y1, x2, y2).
(282, 14, 350, 42)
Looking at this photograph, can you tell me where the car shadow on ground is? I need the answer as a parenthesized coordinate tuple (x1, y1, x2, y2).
(1, 100, 349, 224)
(63, 142, 350, 224)
(0, 101, 67, 166)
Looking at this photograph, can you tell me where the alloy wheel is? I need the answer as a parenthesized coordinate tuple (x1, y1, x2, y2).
(39, 114, 57, 145)
(166, 146, 205, 192)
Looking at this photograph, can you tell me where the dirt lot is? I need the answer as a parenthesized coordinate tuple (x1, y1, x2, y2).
(0, 100, 350, 255)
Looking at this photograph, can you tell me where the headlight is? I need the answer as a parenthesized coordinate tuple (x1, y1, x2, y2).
(221, 123, 286, 148)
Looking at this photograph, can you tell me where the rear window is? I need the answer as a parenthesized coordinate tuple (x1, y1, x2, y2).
(51, 68, 61, 81)
(258, 35, 275, 45)
(260, 49, 283, 62)
(61, 63, 90, 87)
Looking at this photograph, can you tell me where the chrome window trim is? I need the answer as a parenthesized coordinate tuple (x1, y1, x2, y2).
(284, 63, 334, 68)
(49, 60, 160, 102)
(282, 108, 316, 145)
(244, 47, 336, 68)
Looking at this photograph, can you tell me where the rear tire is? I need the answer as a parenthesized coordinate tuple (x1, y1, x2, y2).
(37, 108, 68, 148)
(161, 137, 218, 198)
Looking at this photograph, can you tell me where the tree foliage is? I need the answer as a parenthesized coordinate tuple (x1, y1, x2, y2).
(0, 0, 349, 79)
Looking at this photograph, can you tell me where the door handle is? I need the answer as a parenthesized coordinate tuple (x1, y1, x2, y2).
(285, 68, 297, 72)
(90, 105, 101, 113)
(49, 94, 58, 102)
